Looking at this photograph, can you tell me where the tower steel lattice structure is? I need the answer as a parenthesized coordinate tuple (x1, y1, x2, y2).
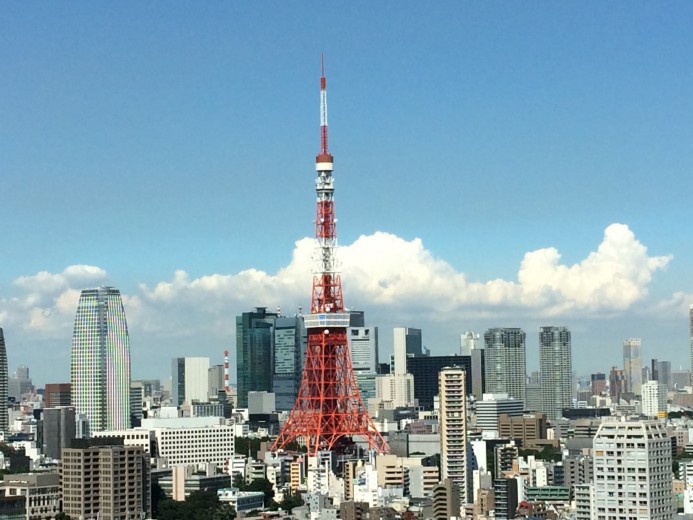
(273, 58, 389, 455)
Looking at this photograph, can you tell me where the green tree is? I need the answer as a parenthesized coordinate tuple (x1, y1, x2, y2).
(212, 503, 237, 520)
(278, 490, 304, 513)
(246, 477, 275, 503)
(157, 490, 221, 520)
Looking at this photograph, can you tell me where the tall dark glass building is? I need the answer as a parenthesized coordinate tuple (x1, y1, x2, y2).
(406, 354, 481, 409)
(272, 316, 306, 411)
(236, 307, 278, 408)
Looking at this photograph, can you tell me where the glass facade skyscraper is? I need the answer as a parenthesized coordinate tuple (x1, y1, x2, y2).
(484, 328, 526, 405)
(623, 338, 642, 395)
(236, 307, 278, 408)
(539, 326, 572, 420)
(71, 286, 131, 432)
(272, 316, 306, 411)
(0, 328, 8, 432)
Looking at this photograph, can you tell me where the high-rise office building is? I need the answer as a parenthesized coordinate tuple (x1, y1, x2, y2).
(623, 338, 643, 395)
(41, 407, 76, 460)
(349, 326, 378, 374)
(651, 359, 672, 390)
(71, 287, 131, 432)
(406, 355, 477, 410)
(208, 364, 225, 399)
(348, 323, 379, 402)
(461, 331, 485, 400)
(393, 327, 422, 375)
(539, 326, 572, 420)
(171, 357, 210, 406)
(0, 329, 7, 432)
(590, 373, 607, 396)
(460, 331, 480, 355)
(273, 315, 306, 411)
(236, 307, 278, 408)
(439, 367, 468, 506)
(475, 393, 524, 432)
(484, 328, 526, 405)
(60, 438, 150, 519)
(45, 383, 71, 408)
(592, 421, 674, 519)
(8, 365, 33, 401)
(609, 367, 627, 399)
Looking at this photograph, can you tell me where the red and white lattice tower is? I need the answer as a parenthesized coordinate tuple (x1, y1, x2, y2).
(272, 58, 388, 456)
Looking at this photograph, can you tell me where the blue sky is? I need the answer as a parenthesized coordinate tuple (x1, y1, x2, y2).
(2, 3, 693, 385)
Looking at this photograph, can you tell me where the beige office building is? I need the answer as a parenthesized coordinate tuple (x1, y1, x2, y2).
(60, 439, 150, 520)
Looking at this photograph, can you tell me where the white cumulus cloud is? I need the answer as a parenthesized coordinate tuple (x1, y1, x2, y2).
(0, 224, 674, 344)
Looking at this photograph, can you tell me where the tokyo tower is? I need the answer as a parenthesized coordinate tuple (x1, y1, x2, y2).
(272, 58, 389, 456)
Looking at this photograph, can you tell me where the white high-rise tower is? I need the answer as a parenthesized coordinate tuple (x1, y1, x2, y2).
(0, 329, 8, 432)
(71, 286, 131, 433)
(439, 367, 468, 508)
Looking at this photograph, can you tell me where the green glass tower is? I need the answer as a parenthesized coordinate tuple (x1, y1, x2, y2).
(235, 307, 277, 408)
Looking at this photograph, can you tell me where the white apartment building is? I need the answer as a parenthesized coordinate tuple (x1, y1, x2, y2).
(374, 373, 416, 408)
(592, 420, 674, 519)
(641, 381, 667, 418)
(439, 367, 468, 505)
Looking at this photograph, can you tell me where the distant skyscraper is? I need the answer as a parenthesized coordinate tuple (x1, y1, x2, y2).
(393, 327, 422, 375)
(590, 373, 607, 396)
(273, 315, 306, 411)
(71, 287, 131, 432)
(461, 331, 485, 400)
(539, 326, 572, 421)
(690, 304, 693, 385)
(439, 367, 468, 506)
(0, 329, 7, 432)
(171, 357, 209, 406)
(609, 366, 627, 400)
(8, 364, 33, 401)
(208, 364, 224, 400)
(236, 307, 278, 408)
(651, 359, 672, 390)
(460, 331, 480, 356)
(484, 328, 526, 405)
(623, 338, 642, 395)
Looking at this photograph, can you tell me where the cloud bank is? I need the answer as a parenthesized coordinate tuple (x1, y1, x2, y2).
(0, 224, 675, 344)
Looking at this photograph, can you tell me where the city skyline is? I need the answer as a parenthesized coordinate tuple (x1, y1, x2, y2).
(2, 4, 693, 384)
